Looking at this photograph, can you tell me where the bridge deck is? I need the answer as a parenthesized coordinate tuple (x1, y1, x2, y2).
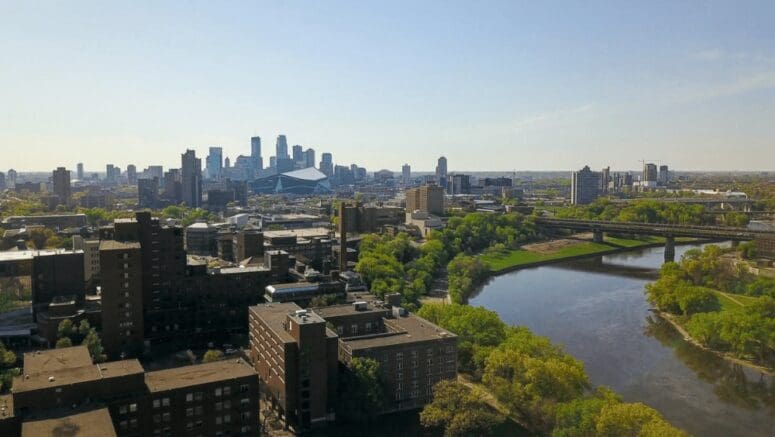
(536, 218, 773, 240)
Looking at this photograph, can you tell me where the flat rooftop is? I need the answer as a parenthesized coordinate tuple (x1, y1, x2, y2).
(17, 347, 144, 392)
(340, 313, 456, 350)
(262, 213, 321, 221)
(16, 359, 144, 392)
(99, 240, 141, 251)
(263, 227, 332, 240)
(0, 249, 83, 262)
(21, 407, 116, 437)
(218, 265, 269, 274)
(3, 213, 86, 222)
(266, 282, 319, 294)
(249, 303, 302, 344)
(312, 302, 390, 319)
(144, 358, 256, 392)
(23, 346, 93, 374)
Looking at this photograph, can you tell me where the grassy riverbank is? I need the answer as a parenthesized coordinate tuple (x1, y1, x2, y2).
(480, 236, 665, 273)
(646, 245, 775, 373)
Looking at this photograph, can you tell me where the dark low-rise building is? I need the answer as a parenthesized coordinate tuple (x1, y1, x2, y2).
(3, 214, 87, 229)
(2, 346, 260, 437)
(249, 296, 457, 431)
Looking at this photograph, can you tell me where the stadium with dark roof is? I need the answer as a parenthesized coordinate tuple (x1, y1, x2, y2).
(251, 167, 331, 194)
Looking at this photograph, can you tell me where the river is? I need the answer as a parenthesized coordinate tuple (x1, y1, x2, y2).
(469, 243, 774, 437)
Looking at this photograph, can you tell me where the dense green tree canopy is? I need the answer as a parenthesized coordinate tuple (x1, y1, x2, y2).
(420, 380, 504, 437)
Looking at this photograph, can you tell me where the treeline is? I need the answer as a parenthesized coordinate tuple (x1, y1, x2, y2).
(418, 303, 686, 436)
(355, 233, 447, 309)
(646, 245, 775, 366)
(0, 341, 19, 393)
(355, 213, 541, 307)
(556, 198, 748, 226)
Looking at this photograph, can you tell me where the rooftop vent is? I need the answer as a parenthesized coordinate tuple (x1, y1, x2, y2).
(48, 376, 55, 382)
(294, 309, 309, 317)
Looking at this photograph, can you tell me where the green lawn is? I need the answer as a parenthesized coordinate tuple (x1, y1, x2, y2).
(481, 242, 617, 272)
(481, 236, 682, 273)
(712, 290, 758, 312)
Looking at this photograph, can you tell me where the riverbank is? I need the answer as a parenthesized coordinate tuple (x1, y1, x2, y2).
(480, 235, 668, 274)
(654, 310, 774, 376)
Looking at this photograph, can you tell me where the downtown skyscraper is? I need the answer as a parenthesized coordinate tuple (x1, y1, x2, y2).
(319, 153, 333, 176)
(435, 156, 447, 188)
(276, 135, 289, 160)
(206, 146, 223, 180)
(251, 136, 263, 174)
(181, 149, 202, 207)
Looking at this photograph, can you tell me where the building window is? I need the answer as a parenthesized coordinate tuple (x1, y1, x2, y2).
(223, 400, 231, 409)
(224, 414, 231, 424)
(215, 387, 222, 397)
(186, 408, 194, 417)
(241, 412, 251, 420)
(162, 413, 171, 422)
(119, 405, 127, 414)
(215, 416, 222, 425)
(129, 403, 137, 413)
(240, 398, 250, 406)
(215, 402, 222, 411)
(162, 398, 170, 407)
(336, 326, 343, 335)
(153, 414, 161, 424)
(195, 391, 203, 401)
(223, 386, 231, 396)
(195, 406, 203, 415)
(351, 324, 358, 334)
(186, 393, 193, 402)
(365, 322, 372, 332)
(240, 384, 250, 393)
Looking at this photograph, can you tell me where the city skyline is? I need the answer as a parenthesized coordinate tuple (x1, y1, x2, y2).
(2, 2, 775, 171)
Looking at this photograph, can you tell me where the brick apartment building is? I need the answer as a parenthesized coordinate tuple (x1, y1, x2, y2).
(316, 299, 458, 413)
(249, 295, 457, 431)
(0, 346, 259, 437)
(405, 185, 445, 216)
(96, 212, 289, 356)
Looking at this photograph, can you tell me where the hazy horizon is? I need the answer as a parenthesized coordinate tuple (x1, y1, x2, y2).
(2, 1, 774, 172)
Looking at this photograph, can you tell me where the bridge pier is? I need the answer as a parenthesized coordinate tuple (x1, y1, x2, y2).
(592, 230, 604, 243)
(664, 236, 675, 263)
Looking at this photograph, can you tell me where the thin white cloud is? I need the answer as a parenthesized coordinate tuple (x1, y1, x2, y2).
(513, 104, 594, 131)
(692, 49, 724, 61)
(678, 49, 775, 102)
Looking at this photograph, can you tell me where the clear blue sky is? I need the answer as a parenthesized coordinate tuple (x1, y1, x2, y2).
(2, 1, 774, 172)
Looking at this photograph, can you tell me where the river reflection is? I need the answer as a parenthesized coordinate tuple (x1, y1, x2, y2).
(470, 243, 774, 437)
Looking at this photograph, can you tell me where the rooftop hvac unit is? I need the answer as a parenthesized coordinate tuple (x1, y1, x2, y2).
(353, 301, 367, 311)
(294, 309, 309, 317)
(392, 307, 407, 318)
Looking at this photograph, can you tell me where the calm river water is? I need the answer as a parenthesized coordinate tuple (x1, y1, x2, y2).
(470, 243, 774, 437)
